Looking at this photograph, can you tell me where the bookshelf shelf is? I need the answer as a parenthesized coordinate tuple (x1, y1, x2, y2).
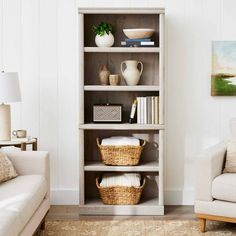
(79, 123, 165, 130)
(84, 47, 160, 53)
(84, 160, 159, 172)
(78, 8, 165, 216)
(84, 85, 160, 91)
(80, 197, 164, 215)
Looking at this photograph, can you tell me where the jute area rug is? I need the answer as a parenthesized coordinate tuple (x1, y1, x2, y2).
(40, 219, 236, 236)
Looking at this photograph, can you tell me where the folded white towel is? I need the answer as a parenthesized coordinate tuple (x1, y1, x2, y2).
(101, 136, 140, 146)
(100, 173, 141, 187)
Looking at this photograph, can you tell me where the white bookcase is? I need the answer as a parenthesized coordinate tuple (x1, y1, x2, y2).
(78, 8, 165, 215)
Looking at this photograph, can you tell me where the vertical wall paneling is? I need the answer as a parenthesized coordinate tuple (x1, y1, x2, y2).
(219, 0, 236, 140)
(165, 0, 188, 204)
(164, 0, 235, 205)
(21, 0, 40, 138)
(200, 0, 221, 148)
(3, 0, 22, 131)
(57, 0, 78, 193)
(2, 0, 236, 204)
(39, 0, 59, 191)
(77, 0, 165, 8)
(0, 0, 3, 69)
(181, 0, 205, 199)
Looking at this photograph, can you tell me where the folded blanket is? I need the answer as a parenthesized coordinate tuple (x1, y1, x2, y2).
(100, 173, 141, 187)
(101, 136, 140, 146)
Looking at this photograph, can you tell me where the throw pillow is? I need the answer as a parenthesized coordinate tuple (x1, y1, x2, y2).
(0, 152, 18, 183)
(224, 140, 236, 173)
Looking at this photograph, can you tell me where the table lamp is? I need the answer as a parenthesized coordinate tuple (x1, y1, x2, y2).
(0, 72, 21, 141)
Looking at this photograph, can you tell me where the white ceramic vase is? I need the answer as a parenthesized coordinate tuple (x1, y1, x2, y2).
(121, 60, 143, 86)
(95, 33, 114, 47)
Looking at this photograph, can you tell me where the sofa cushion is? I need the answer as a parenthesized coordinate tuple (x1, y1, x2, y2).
(0, 175, 47, 236)
(212, 173, 236, 202)
(0, 152, 17, 183)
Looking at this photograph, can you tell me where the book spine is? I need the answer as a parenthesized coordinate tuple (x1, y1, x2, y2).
(141, 41, 155, 46)
(125, 38, 151, 42)
(139, 97, 142, 124)
(121, 41, 155, 47)
(154, 96, 159, 124)
(147, 97, 152, 124)
(127, 41, 141, 47)
(141, 97, 144, 124)
(144, 97, 147, 124)
(151, 96, 155, 124)
(137, 97, 141, 124)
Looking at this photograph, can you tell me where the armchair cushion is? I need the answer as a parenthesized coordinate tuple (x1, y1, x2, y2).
(212, 173, 236, 202)
(0, 152, 17, 183)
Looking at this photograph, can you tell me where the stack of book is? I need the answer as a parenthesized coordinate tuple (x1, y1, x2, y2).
(136, 96, 159, 124)
(121, 38, 155, 47)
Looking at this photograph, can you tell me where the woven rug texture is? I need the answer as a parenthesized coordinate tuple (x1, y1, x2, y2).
(39, 220, 236, 236)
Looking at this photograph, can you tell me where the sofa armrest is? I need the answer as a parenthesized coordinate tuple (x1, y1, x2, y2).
(6, 151, 49, 185)
(195, 142, 226, 202)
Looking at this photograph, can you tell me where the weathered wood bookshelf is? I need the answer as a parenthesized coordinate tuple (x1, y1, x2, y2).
(78, 8, 165, 215)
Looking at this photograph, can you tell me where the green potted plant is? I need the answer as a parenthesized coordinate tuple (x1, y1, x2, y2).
(93, 22, 114, 47)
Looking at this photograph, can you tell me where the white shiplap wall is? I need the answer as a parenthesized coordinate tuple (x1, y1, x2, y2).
(165, 0, 236, 204)
(0, 0, 78, 204)
(1, 0, 236, 205)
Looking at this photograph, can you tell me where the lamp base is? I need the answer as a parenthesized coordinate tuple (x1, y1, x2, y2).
(0, 104, 11, 141)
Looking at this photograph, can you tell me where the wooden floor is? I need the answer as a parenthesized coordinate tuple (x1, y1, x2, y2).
(46, 205, 196, 221)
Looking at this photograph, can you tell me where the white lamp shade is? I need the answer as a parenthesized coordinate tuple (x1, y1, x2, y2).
(0, 72, 21, 103)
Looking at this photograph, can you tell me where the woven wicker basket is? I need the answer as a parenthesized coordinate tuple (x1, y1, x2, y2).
(96, 138, 146, 166)
(96, 176, 146, 205)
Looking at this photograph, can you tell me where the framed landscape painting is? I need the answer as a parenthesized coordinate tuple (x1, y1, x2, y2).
(212, 41, 236, 96)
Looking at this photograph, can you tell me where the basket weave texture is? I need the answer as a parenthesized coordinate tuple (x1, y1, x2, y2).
(96, 176, 146, 205)
(96, 138, 146, 166)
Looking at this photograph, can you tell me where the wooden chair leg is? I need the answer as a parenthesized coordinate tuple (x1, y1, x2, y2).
(200, 218, 206, 233)
(40, 218, 46, 230)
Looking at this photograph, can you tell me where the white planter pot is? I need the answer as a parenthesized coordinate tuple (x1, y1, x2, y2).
(95, 33, 114, 47)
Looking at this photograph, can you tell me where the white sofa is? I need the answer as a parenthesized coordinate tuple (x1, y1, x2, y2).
(195, 141, 236, 232)
(0, 151, 50, 236)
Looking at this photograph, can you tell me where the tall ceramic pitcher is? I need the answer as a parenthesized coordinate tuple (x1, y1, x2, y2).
(120, 60, 143, 86)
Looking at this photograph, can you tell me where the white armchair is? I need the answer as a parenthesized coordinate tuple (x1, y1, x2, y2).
(0, 151, 50, 236)
(195, 141, 236, 232)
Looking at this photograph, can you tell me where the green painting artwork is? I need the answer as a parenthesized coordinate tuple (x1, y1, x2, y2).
(212, 41, 236, 96)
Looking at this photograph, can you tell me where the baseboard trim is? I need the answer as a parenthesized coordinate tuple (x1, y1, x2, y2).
(164, 188, 194, 205)
(50, 188, 79, 205)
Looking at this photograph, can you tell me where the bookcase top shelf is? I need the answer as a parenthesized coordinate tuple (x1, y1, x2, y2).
(79, 123, 165, 130)
(84, 47, 160, 53)
(84, 85, 160, 92)
(78, 8, 165, 14)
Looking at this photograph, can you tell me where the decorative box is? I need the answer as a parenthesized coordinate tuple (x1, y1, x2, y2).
(93, 104, 122, 123)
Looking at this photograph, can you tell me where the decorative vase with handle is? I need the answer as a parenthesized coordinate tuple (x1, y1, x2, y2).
(120, 60, 143, 86)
